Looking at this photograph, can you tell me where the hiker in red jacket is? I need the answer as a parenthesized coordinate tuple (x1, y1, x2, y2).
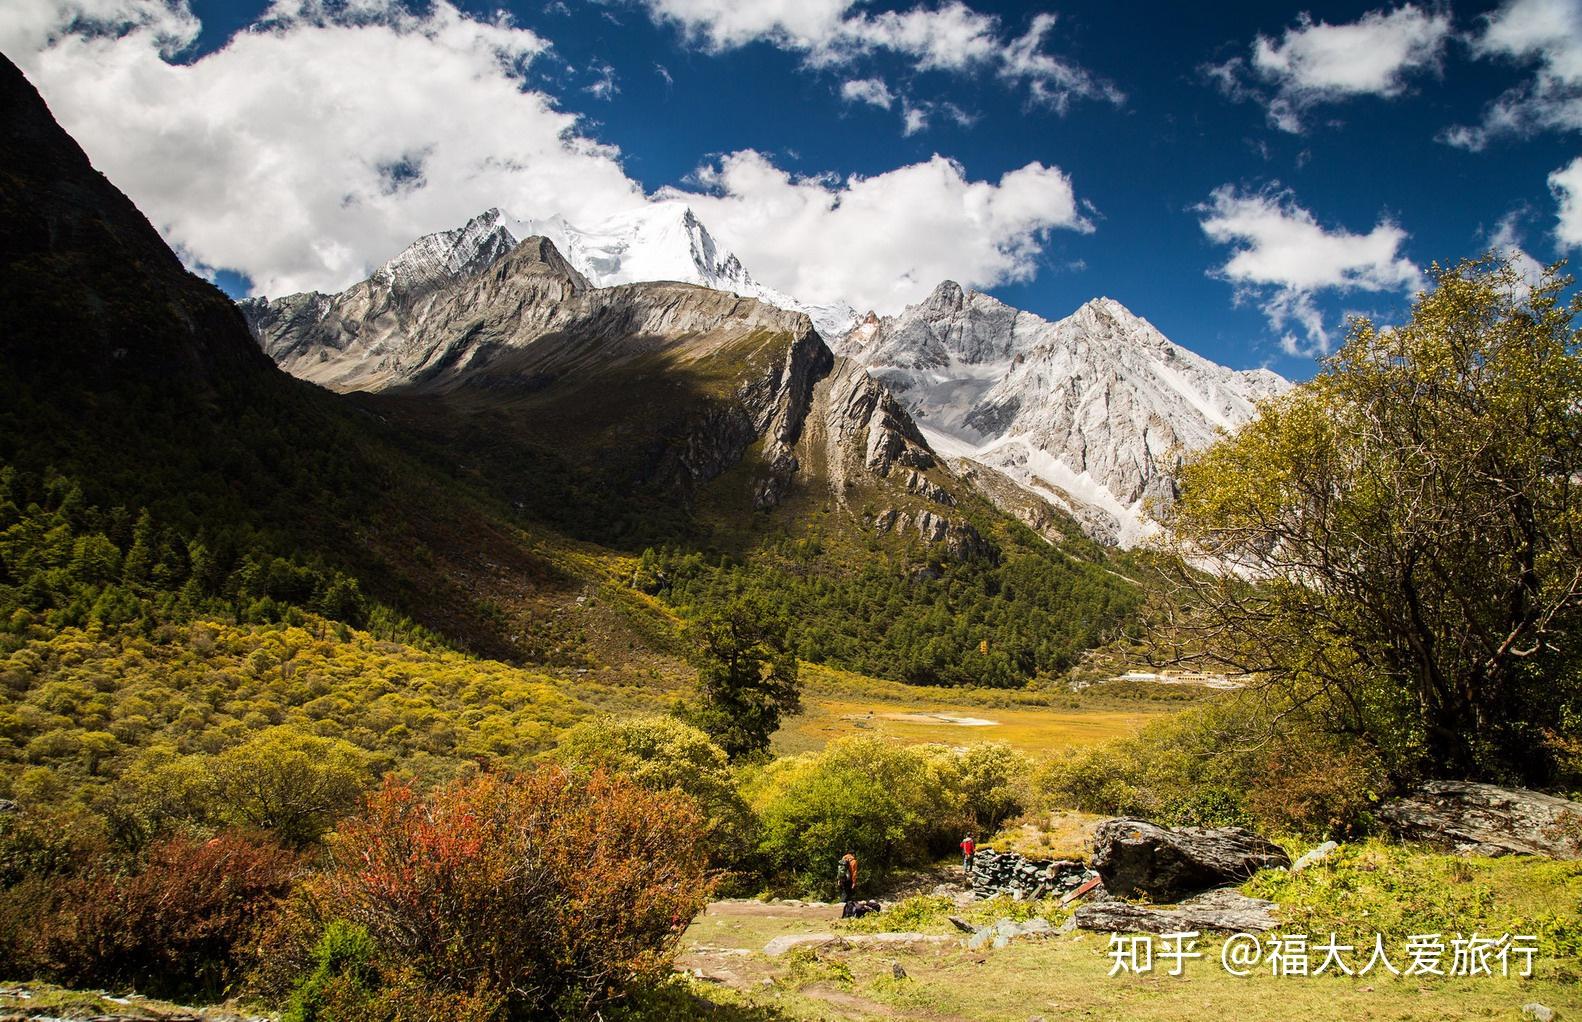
(960, 834, 976, 874)
(838, 851, 858, 910)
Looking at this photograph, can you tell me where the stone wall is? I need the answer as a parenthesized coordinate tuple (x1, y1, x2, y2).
(968, 849, 1095, 900)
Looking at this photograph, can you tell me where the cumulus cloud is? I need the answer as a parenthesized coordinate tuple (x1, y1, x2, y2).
(1552, 156, 1582, 247)
(7, 0, 1090, 314)
(1444, 0, 1582, 149)
(840, 76, 894, 108)
(1197, 186, 1422, 356)
(8, 0, 644, 297)
(635, 0, 1120, 111)
(1207, 5, 1451, 133)
(669, 151, 1090, 312)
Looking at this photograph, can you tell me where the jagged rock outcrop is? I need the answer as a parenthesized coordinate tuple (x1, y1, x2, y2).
(1074, 888, 1280, 934)
(1092, 818, 1291, 900)
(837, 285, 1288, 546)
(1378, 781, 1582, 859)
(821, 357, 934, 478)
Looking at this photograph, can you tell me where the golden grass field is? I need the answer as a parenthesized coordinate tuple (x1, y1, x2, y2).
(771, 663, 1177, 756)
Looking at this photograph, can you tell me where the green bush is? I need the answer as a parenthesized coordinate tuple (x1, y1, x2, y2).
(283, 920, 380, 1022)
(117, 726, 378, 849)
(744, 736, 954, 892)
(1037, 693, 1385, 836)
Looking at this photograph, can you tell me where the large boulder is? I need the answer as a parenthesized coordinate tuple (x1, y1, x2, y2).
(1092, 818, 1290, 899)
(1377, 781, 1582, 859)
(1075, 889, 1280, 934)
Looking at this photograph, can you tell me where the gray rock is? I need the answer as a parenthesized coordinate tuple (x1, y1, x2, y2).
(1522, 1003, 1556, 1022)
(1074, 888, 1280, 934)
(764, 933, 838, 957)
(947, 915, 976, 933)
(1378, 781, 1582, 859)
(1092, 818, 1291, 900)
(890, 961, 908, 980)
(1291, 840, 1339, 872)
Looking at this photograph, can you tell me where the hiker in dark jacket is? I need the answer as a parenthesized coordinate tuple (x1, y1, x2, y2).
(837, 851, 858, 914)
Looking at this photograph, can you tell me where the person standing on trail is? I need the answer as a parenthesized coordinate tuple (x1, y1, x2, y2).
(960, 834, 976, 874)
(838, 851, 858, 911)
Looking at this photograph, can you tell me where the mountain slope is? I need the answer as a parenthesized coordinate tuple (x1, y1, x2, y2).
(239, 211, 1147, 684)
(2, 51, 1144, 692)
(836, 284, 1288, 545)
(241, 217, 972, 534)
(0, 54, 693, 673)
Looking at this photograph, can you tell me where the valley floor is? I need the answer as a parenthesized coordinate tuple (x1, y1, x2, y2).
(666, 866, 1582, 1022)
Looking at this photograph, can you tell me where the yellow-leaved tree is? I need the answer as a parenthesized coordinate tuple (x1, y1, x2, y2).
(1160, 255, 1582, 785)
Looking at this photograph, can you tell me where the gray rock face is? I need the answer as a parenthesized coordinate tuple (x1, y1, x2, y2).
(1092, 818, 1291, 900)
(1074, 889, 1280, 934)
(1378, 781, 1582, 859)
(837, 287, 1288, 546)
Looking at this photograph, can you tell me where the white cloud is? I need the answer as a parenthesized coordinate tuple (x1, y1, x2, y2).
(1208, 5, 1451, 133)
(1551, 156, 1582, 247)
(669, 151, 1091, 313)
(1198, 186, 1422, 355)
(8, 0, 1091, 315)
(1487, 213, 1547, 286)
(635, 0, 1120, 111)
(1000, 12, 1124, 111)
(1446, 0, 1582, 148)
(841, 79, 979, 136)
(585, 61, 620, 100)
(11, 0, 644, 297)
(839, 76, 894, 108)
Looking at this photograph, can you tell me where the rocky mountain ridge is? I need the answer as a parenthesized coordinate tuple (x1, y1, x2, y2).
(835, 283, 1289, 545)
(242, 229, 985, 548)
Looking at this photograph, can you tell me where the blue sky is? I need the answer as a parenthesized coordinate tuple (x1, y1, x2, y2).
(6, 0, 1581, 377)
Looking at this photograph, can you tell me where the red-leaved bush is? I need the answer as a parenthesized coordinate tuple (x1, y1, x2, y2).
(24, 829, 300, 998)
(307, 767, 710, 1018)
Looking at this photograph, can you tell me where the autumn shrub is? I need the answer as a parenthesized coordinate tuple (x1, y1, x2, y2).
(301, 767, 710, 1019)
(20, 829, 300, 999)
(1245, 736, 1384, 837)
(556, 713, 757, 873)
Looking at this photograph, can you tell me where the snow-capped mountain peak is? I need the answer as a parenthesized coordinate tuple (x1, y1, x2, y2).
(363, 201, 858, 340)
(836, 283, 1290, 546)
(372, 208, 517, 292)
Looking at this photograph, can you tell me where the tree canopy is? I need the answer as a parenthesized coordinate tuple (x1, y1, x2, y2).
(1162, 256, 1582, 785)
